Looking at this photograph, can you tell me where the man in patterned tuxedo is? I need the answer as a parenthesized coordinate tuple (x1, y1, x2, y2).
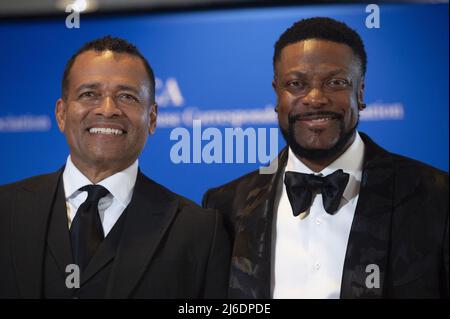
(203, 17, 448, 298)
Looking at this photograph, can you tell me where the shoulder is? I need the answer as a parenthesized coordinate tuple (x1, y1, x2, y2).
(138, 173, 229, 250)
(391, 152, 447, 177)
(0, 170, 61, 218)
(390, 152, 448, 192)
(360, 132, 448, 193)
(0, 170, 61, 195)
(203, 168, 261, 206)
(391, 154, 448, 211)
(203, 148, 288, 205)
(137, 172, 221, 224)
(364, 138, 449, 212)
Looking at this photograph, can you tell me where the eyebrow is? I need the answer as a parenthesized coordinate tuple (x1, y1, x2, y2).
(284, 68, 349, 78)
(76, 82, 102, 92)
(75, 83, 141, 95)
(116, 84, 140, 96)
(324, 69, 349, 77)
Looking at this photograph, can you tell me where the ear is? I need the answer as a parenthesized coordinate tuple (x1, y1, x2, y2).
(148, 102, 158, 135)
(55, 98, 66, 132)
(272, 77, 280, 109)
(357, 79, 365, 110)
(272, 77, 278, 92)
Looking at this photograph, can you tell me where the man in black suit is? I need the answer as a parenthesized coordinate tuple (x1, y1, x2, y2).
(203, 18, 448, 298)
(0, 36, 230, 298)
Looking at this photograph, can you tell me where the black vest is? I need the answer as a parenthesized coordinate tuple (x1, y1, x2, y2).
(43, 180, 126, 298)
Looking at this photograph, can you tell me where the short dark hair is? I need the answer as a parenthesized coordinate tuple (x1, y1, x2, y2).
(62, 35, 155, 102)
(273, 17, 367, 76)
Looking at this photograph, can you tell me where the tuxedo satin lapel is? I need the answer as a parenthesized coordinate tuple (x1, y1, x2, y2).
(230, 148, 287, 298)
(46, 178, 73, 276)
(105, 172, 179, 298)
(341, 133, 394, 299)
(11, 169, 63, 298)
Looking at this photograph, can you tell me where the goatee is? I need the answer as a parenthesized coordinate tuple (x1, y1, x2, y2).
(280, 112, 358, 161)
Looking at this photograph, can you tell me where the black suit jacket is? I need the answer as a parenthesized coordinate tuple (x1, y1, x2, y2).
(0, 169, 231, 298)
(203, 132, 449, 298)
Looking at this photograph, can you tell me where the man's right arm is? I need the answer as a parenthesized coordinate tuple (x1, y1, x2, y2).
(0, 184, 20, 298)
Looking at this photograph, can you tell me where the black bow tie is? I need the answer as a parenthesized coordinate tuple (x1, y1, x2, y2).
(284, 169, 349, 216)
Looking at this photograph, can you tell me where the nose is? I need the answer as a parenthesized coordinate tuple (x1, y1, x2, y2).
(96, 96, 122, 117)
(301, 87, 328, 109)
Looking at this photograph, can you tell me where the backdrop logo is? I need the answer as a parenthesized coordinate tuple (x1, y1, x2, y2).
(0, 114, 51, 132)
(155, 77, 184, 108)
(361, 102, 404, 121)
(155, 77, 279, 128)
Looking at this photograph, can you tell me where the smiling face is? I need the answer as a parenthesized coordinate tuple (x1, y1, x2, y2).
(55, 50, 157, 178)
(273, 39, 365, 169)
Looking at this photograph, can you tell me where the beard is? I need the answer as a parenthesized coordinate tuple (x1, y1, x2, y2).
(280, 111, 359, 161)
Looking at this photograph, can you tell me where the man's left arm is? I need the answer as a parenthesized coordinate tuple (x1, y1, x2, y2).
(202, 210, 231, 299)
(442, 214, 449, 298)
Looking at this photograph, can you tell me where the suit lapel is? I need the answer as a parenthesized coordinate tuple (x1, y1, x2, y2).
(230, 148, 287, 298)
(81, 209, 126, 286)
(46, 178, 73, 276)
(105, 172, 179, 298)
(340, 133, 394, 298)
(11, 168, 63, 298)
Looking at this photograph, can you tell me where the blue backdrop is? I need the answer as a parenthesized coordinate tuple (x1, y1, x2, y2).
(0, 3, 448, 203)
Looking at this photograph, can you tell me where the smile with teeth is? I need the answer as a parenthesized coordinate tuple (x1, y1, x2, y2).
(301, 117, 334, 122)
(89, 127, 124, 135)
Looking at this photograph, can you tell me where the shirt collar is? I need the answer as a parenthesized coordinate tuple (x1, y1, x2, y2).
(62, 155, 138, 208)
(285, 131, 365, 202)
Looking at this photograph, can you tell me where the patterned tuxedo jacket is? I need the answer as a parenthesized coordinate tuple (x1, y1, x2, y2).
(203, 132, 449, 298)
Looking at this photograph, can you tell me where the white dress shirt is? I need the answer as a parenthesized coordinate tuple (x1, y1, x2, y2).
(271, 132, 365, 299)
(62, 156, 138, 237)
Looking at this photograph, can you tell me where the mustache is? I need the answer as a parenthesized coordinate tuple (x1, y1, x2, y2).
(288, 111, 343, 124)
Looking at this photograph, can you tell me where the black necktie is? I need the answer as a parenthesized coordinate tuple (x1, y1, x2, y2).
(70, 185, 109, 272)
(284, 169, 349, 216)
